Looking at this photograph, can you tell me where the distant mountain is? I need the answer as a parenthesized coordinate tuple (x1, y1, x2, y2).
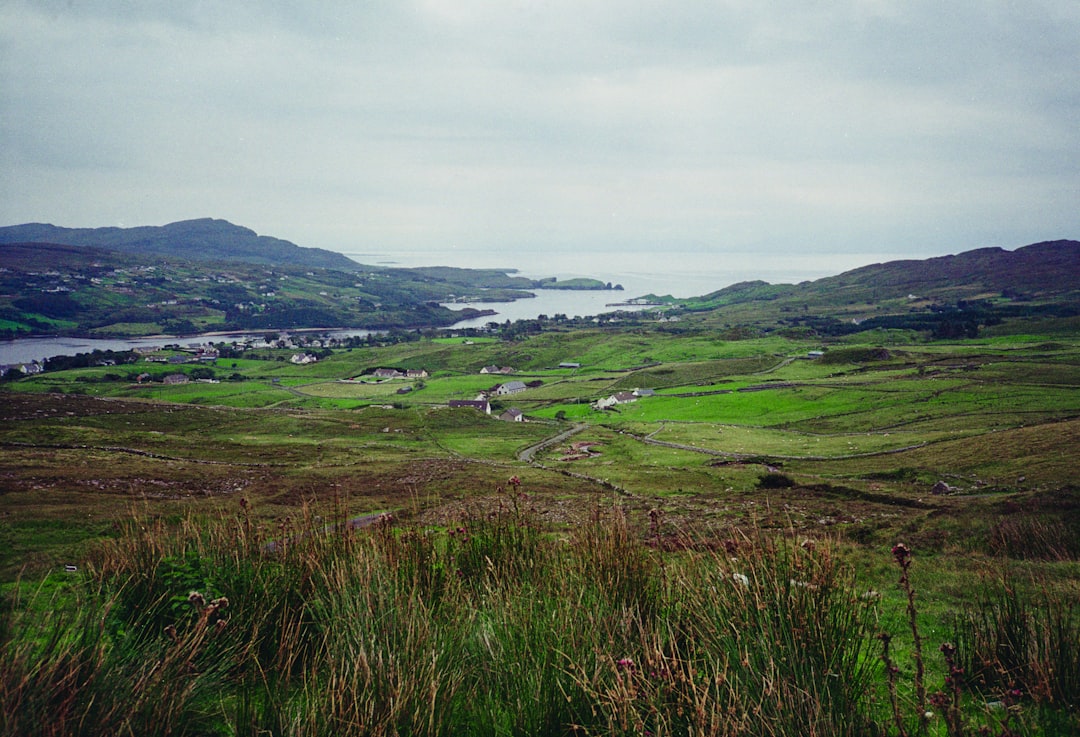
(0, 218, 359, 271)
(806, 240, 1080, 297)
(693, 240, 1080, 306)
(672, 239, 1080, 338)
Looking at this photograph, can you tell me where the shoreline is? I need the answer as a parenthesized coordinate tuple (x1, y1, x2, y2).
(2, 308, 502, 345)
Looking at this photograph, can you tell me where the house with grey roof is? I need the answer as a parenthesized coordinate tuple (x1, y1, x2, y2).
(448, 399, 491, 415)
(499, 408, 524, 422)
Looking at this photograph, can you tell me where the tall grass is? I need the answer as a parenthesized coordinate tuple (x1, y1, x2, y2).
(952, 576, 1080, 717)
(2, 495, 1074, 736)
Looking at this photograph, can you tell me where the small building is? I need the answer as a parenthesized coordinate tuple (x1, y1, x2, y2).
(495, 380, 527, 396)
(405, 369, 428, 379)
(592, 391, 637, 410)
(291, 353, 317, 364)
(592, 395, 618, 410)
(162, 373, 190, 385)
(5, 361, 44, 375)
(373, 368, 403, 379)
(449, 399, 491, 415)
(480, 365, 501, 374)
(499, 408, 524, 422)
(632, 388, 656, 397)
(559, 362, 582, 369)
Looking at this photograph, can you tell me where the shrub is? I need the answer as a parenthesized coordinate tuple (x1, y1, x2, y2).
(758, 471, 796, 488)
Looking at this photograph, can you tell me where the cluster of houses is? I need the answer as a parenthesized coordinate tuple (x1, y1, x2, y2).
(142, 346, 220, 364)
(592, 387, 655, 410)
(0, 360, 44, 377)
(370, 368, 429, 379)
(435, 367, 538, 422)
(447, 399, 524, 422)
(447, 374, 535, 421)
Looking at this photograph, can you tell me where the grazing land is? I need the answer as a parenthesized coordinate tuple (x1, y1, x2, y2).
(1, 241, 1078, 735)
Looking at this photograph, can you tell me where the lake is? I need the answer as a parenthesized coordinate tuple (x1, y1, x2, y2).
(0, 329, 377, 366)
(0, 290, 649, 365)
(0, 243, 896, 365)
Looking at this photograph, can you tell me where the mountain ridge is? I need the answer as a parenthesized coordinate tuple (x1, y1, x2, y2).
(692, 239, 1080, 306)
(0, 218, 359, 271)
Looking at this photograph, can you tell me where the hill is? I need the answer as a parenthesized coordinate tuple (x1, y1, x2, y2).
(0, 243, 520, 339)
(799, 240, 1080, 299)
(666, 240, 1080, 337)
(691, 240, 1080, 307)
(0, 218, 359, 270)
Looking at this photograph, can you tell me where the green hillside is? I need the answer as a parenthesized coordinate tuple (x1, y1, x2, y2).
(0, 218, 358, 270)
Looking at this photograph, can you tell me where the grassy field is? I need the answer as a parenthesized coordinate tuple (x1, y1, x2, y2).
(2, 321, 1078, 735)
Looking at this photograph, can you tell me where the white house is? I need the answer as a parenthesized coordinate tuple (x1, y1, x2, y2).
(499, 408, 524, 422)
(495, 380, 527, 396)
(449, 399, 491, 414)
(592, 391, 638, 410)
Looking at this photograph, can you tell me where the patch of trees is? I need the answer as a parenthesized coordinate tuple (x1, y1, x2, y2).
(227, 303, 346, 330)
(13, 293, 82, 319)
(44, 350, 138, 372)
(797, 301, 1080, 339)
(88, 307, 162, 326)
(206, 284, 254, 304)
(819, 347, 892, 365)
(161, 319, 199, 335)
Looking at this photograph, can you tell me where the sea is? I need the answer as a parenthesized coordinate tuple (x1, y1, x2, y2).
(0, 248, 875, 365)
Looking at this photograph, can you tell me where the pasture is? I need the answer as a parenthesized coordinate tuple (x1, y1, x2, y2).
(1, 324, 1078, 735)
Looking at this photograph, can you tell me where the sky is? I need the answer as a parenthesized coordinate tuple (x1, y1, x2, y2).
(2, 1, 1079, 292)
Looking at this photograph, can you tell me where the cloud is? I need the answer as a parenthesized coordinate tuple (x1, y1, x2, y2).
(2, 0, 1078, 279)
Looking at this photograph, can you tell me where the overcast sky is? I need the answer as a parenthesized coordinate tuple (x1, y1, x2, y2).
(2, 1, 1079, 286)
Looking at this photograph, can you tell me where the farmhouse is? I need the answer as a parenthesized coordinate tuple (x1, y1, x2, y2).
(290, 353, 317, 364)
(162, 373, 189, 385)
(499, 408, 524, 422)
(448, 399, 491, 415)
(592, 391, 637, 410)
(495, 380, 527, 396)
(405, 369, 428, 378)
(1, 361, 43, 376)
(373, 368, 403, 379)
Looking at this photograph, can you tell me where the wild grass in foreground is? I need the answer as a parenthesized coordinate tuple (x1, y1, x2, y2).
(1, 495, 1077, 737)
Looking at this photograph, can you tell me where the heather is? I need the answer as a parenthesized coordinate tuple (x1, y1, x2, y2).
(3, 498, 1076, 736)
